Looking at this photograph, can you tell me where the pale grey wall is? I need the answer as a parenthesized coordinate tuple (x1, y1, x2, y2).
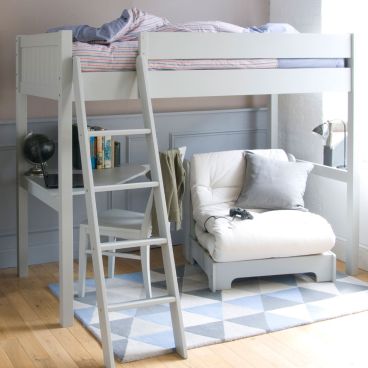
(0, 0, 269, 121)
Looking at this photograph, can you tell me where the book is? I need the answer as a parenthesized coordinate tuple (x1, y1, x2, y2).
(114, 141, 121, 167)
(89, 127, 97, 169)
(94, 126, 105, 169)
(73, 123, 118, 170)
(111, 138, 115, 168)
(104, 134, 112, 168)
(72, 124, 82, 170)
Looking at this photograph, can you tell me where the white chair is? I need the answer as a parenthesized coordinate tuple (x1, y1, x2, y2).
(78, 190, 154, 298)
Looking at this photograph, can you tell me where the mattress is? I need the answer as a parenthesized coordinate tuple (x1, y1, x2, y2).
(194, 205, 335, 263)
(73, 41, 344, 72)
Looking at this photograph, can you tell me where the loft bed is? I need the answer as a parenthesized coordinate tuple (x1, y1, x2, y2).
(16, 30, 359, 328)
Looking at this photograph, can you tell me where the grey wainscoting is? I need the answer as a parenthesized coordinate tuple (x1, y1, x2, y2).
(0, 107, 268, 268)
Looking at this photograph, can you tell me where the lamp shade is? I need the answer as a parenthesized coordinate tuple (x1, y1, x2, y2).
(312, 120, 347, 169)
(312, 123, 330, 140)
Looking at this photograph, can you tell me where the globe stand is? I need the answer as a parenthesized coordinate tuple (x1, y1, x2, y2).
(25, 163, 44, 177)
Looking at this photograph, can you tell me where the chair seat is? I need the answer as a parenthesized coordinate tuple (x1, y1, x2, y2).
(195, 205, 335, 262)
(81, 209, 145, 231)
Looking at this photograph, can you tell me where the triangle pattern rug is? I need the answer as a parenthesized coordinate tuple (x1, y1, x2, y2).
(49, 265, 368, 362)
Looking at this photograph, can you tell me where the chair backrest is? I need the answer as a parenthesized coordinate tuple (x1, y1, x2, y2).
(190, 149, 290, 215)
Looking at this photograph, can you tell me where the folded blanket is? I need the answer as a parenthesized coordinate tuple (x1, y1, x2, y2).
(152, 149, 186, 235)
(48, 8, 169, 43)
(48, 8, 298, 44)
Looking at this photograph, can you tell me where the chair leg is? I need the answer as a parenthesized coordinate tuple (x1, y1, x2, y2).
(78, 226, 88, 298)
(140, 246, 152, 298)
(107, 236, 116, 279)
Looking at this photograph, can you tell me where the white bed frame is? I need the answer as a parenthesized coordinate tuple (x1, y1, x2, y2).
(16, 30, 359, 326)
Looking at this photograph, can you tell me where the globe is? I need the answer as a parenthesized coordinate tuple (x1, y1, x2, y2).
(23, 132, 55, 176)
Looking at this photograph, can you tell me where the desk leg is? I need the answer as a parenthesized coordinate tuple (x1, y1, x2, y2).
(16, 92, 28, 277)
(58, 92, 74, 327)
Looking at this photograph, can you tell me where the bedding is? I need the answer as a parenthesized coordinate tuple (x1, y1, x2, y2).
(49, 8, 298, 44)
(73, 41, 345, 72)
(72, 41, 278, 72)
(49, 8, 345, 72)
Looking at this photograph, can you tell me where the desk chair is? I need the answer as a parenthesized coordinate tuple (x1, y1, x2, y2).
(78, 190, 154, 298)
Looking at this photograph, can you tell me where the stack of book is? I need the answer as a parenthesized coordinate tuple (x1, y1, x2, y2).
(72, 124, 121, 170)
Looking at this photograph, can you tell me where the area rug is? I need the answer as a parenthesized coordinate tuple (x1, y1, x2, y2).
(49, 265, 368, 362)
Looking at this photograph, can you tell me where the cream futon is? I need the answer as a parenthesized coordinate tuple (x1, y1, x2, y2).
(186, 149, 336, 291)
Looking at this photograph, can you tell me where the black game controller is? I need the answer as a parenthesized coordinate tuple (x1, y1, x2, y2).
(229, 207, 253, 220)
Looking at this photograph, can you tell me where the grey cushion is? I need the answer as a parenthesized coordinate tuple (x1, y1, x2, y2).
(235, 152, 313, 211)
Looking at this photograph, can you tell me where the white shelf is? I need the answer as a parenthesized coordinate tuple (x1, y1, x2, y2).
(22, 164, 150, 211)
(297, 160, 348, 182)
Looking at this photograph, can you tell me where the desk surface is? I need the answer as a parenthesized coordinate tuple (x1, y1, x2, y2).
(22, 164, 150, 211)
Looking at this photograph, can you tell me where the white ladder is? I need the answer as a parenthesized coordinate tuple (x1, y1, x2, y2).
(73, 57, 187, 368)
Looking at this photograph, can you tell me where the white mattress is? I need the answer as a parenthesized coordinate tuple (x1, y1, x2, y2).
(194, 205, 335, 263)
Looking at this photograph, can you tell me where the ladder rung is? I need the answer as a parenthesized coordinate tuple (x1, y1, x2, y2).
(100, 237, 167, 251)
(85, 250, 141, 260)
(94, 181, 159, 192)
(88, 129, 151, 137)
(108, 296, 176, 312)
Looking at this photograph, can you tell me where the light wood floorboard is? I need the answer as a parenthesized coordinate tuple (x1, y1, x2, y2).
(0, 246, 367, 368)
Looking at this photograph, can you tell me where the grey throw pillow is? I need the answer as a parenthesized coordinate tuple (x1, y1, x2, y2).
(235, 152, 313, 211)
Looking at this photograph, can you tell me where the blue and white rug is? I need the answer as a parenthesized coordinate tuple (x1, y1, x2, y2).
(49, 265, 368, 362)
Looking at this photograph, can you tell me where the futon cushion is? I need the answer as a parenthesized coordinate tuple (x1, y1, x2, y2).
(190, 149, 289, 221)
(236, 152, 313, 211)
(194, 205, 335, 262)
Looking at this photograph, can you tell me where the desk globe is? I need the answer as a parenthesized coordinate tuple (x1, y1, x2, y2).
(23, 132, 55, 176)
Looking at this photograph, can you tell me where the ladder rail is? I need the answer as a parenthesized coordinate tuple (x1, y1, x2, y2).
(73, 44, 187, 365)
(137, 36, 188, 358)
(73, 56, 115, 367)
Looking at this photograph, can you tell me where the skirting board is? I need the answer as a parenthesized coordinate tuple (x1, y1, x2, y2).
(190, 238, 336, 292)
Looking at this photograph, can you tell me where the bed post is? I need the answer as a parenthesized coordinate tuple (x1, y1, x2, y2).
(183, 160, 194, 264)
(57, 31, 74, 326)
(16, 36, 29, 277)
(269, 94, 279, 148)
(346, 33, 359, 275)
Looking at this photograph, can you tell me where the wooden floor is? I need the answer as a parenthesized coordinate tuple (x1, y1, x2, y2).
(0, 246, 367, 368)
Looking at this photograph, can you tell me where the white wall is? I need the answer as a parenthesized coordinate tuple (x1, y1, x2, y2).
(270, 0, 323, 164)
(270, 0, 368, 269)
(321, 0, 368, 267)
